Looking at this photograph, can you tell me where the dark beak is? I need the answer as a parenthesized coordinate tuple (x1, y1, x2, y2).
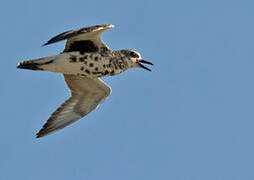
(137, 59, 154, 71)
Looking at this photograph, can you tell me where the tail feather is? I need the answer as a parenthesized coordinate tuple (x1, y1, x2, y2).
(17, 56, 56, 71)
(17, 61, 43, 70)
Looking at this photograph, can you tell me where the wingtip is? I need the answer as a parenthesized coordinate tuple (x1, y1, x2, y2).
(109, 24, 115, 28)
(42, 42, 49, 47)
(36, 124, 59, 138)
(36, 135, 41, 138)
(36, 125, 49, 138)
(36, 131, 43, 138)
(36, 131, 47, 138)
(103, 24, 114, 29)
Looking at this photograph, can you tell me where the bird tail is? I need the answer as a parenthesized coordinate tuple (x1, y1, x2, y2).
(17, 55, 57, 71)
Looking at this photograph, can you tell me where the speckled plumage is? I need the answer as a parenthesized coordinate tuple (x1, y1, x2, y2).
(17, 24, 153, 138)
(52, 50, 132, 78)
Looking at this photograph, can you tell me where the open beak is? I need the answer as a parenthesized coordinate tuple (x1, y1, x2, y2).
(137, 59, 154, 71)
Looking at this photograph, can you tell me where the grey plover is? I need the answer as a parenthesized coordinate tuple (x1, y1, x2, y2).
(17, 24, 153, 138)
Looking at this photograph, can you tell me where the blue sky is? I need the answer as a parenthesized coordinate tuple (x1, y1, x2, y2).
(1, 0, 254, 179)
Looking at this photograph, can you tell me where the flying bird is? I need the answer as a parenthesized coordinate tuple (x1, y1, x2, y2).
(17, 24, 153, 138)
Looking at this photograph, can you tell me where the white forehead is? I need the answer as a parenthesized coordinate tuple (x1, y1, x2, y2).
(131, 50, 141, 58)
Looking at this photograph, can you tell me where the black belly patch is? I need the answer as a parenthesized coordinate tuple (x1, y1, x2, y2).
(69, 55, 77, 62)
(64, 40, 99, 53)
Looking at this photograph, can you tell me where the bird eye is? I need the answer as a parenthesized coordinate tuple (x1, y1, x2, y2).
(130, 51, 138, 58)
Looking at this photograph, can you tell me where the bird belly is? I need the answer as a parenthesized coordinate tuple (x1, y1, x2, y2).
(23, 52, 125, 78)
(41, 52, 116, 78)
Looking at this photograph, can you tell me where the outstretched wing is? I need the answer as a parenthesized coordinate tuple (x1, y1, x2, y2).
(36, 75, 111, 138)
(43, 24, 114, 53)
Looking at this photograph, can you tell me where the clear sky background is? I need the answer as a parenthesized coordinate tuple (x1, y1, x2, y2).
(1, 0, 254, 179)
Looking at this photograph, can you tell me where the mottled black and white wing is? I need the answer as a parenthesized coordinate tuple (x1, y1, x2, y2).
(36, 75, 111, 138)
(43, 24, 114, 53)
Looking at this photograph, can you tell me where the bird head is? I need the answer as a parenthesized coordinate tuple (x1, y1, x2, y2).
(120, 50, 153, 71)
